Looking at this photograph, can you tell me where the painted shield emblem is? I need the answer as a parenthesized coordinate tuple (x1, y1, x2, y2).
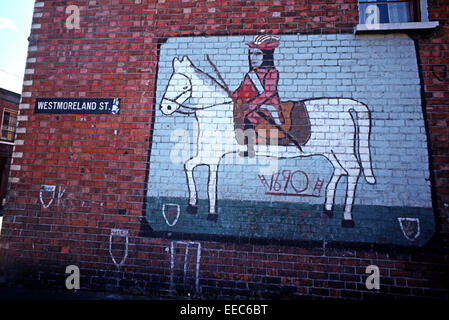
(162, 203, 180, 227)
(109, 228, 129, 268)
(39, 185, 56, 208)
(398, 217, 420, 241)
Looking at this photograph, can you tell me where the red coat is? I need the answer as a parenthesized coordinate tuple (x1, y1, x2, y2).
(232, 67, 283, 125)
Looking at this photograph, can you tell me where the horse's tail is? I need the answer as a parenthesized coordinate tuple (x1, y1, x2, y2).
(346, 100, 376, 184)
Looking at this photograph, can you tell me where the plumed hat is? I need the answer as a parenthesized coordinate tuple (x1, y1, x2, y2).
(247, 34, 280, 50)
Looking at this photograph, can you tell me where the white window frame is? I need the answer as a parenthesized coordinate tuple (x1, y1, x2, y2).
(0, 108, 18, 144)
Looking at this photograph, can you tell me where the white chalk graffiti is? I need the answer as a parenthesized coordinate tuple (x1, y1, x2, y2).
(40, 185, 56, 208)
(57, 186, 66, 206)
(39, 185, 66, 208)
(170, 241, 201, 293)
(109, 228, 129, 268)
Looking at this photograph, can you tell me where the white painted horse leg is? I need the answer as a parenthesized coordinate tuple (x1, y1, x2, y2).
(207, 164, 219, 221)
(184, 157, 200, 214)
(323, 152, 348, 217)
(342, 168, 361, 228)
(323, 167, 344, 217)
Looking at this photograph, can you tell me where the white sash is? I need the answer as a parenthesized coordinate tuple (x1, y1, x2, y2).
(247, 71, 282, 125)
(248, 70, 264, 94)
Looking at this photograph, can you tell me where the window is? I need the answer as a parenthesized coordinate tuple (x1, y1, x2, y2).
(356, 0, 438, 32)
(359, 0, 419, 24)
(1, 109, 18, 142)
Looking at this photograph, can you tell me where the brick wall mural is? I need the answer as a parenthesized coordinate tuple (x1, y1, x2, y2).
(142, 34, 434, 246)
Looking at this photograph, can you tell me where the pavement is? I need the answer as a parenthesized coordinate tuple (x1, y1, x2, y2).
(0, 285, 159, 300)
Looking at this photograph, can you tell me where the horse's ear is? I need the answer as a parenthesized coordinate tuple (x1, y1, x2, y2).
(173, 57, 181, 69)
(181, 56, 192, 65)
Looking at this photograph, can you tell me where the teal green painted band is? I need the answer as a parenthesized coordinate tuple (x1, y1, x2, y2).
(145, 197, 435, 247)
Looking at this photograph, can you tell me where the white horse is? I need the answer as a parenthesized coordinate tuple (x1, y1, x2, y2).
(160, 56, 376, 227)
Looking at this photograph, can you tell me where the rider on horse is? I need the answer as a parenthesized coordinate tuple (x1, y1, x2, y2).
(232, 35, 284, 157)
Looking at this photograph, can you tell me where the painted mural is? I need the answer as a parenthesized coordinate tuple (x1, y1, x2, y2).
(142, 34, 435, 246)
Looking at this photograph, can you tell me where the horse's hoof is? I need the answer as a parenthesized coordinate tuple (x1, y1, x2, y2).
(341, 219, 355, 228)
(323, 208, 333, 218)
(207, 213, 218, 222)
(366, 176, 376, 184)
(186, 204, 198, 214)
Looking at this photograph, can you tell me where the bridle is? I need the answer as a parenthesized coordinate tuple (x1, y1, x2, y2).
(161, 70, 233, 114)
(161, 73, 193, 113)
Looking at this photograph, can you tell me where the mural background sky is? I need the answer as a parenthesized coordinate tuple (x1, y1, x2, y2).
(0, 0, 35, 94)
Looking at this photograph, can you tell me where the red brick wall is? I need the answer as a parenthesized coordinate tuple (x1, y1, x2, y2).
(417, 0, 449, 249)
(0, 0, 447, 299)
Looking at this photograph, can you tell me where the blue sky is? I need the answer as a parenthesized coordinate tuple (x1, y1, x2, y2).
(0, 0, 35, 94)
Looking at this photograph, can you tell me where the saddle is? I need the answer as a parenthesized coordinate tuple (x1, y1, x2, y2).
(234, 101, 311, 147)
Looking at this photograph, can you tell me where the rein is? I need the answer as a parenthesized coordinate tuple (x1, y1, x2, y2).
(206, 54, 235, 103)
(163, 96, 232, 114)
